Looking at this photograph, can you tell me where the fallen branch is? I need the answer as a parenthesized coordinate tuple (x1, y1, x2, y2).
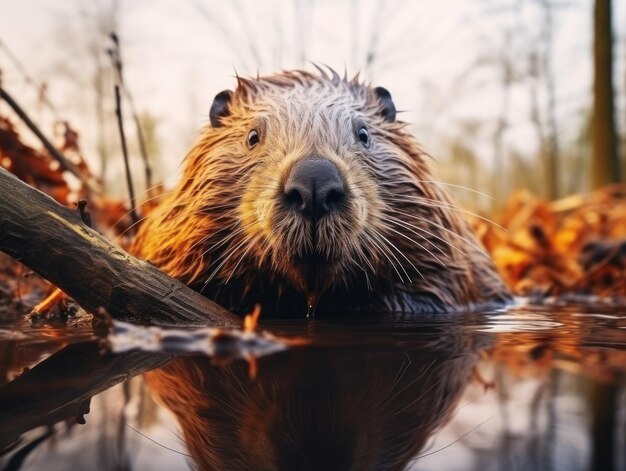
(0, 168, 240, 328)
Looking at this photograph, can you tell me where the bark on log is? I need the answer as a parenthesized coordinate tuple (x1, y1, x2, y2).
(0, 168, 240, 328)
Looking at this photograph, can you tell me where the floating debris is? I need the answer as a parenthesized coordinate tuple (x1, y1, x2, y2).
(108, 320, 290, 360)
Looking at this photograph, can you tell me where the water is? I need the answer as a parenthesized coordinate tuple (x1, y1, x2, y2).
(1, 302, 625, 470)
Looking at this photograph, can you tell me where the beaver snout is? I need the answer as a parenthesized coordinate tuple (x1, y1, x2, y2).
(283, 158, 346, 221)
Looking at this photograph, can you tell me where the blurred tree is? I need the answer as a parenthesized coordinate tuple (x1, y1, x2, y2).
(510, 148, 543, 195)
(194, 0, 398, 75)
(592, 0, 620, 188)
(561, 109, 592, 195)
(493, 36, 513, 205)
(473, 0, 574, 202)
(533, 0, 560, 200)
(49, 0, 122, 192)
(446, 135, 481, 210)
(137, 111, 162, 185)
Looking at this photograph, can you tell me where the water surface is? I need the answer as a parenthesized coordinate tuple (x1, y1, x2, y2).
(1, 302, 625, 470)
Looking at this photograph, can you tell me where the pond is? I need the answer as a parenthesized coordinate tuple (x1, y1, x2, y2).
(1, 302, 625, 471)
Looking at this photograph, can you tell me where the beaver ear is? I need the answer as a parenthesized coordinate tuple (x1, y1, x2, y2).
(210, 90, 233, 127)
(373, 86, 396, 122)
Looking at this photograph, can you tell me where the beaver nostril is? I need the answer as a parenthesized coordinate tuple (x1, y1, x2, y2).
(324, 187, 345, 211)
(283, 158, 345, 221)
(284, 187, 305, 210)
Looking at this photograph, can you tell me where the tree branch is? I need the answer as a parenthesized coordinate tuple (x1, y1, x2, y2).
(0, 168, 240, 328)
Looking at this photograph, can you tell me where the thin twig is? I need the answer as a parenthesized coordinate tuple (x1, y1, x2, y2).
(114, 84, 139, 227)
(108, 32, 154, 198)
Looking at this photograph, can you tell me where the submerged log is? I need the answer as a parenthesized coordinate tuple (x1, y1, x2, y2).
(0, 168, 240, 328)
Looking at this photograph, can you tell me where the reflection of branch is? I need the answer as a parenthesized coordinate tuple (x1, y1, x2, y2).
(0, 342, 170, 451)
(2, 428, 54, 469)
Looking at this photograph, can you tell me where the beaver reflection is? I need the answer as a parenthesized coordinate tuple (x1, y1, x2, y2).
(147, 331, 480, 471)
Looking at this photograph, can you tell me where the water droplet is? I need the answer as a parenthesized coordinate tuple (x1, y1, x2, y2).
(307, 294, 318, 319)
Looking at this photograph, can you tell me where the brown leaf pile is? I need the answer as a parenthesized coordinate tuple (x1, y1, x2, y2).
(473, 186, 626, 298)
(0, 116, 90, 205)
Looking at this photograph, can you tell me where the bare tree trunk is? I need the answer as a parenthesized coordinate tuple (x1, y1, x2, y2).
(539, 0, 559, 199)
(493, 35, 513, 205)
(592, 0, 621, 188)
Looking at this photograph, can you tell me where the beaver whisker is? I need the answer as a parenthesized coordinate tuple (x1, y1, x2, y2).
(384, 215, 463, 257)
(381, 224, 447, 268)
(381, 211, 446, 255)
(378, 232, 427, 284)
(370, 230, 414, 284)
(358, 243, 378, 274)
(412, 180, 495, 200)
(187, 223, 239, 254)
(274, 224, 312, 260)
(225, 235, 261, 284)
(385, 194, 465, 213)
(367, 231, 406, 283)
(118, 213, 152, 237)
(112, 190, 180, 233)
(391, 196, 505, 230)
(378, 179, 494, 202)
(202, 237, 251, 291)
(198, 226, 245, 259)
(122, 193, 223, 237)
(393, 208, 493, 262)
(352, 258, 373, 291)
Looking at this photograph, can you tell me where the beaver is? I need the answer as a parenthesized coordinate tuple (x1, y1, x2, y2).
(134, 68, 510, 316)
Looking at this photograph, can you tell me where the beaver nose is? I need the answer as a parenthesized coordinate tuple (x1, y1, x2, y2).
(284, 158, 346, 220)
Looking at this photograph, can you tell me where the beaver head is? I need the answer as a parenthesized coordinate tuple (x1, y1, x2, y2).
(135, 69, 509, 315)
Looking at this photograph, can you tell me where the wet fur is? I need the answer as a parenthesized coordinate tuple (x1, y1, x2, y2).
(134, 69, 510, 315)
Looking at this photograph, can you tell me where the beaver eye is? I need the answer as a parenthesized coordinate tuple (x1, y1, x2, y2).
(357, 126, 370, 147)
(247, 129, 260, 148)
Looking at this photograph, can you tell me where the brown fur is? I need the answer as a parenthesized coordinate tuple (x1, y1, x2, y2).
(134, 68, 509, 315)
